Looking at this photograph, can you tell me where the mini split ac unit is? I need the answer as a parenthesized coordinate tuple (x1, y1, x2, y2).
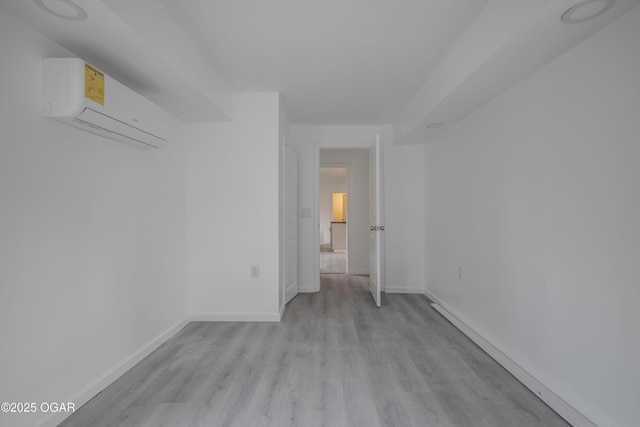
(42, 58, 167, 150)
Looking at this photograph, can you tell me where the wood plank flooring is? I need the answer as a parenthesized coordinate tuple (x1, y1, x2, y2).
(319, 250, 346, 274)
(60, 274, 569, 427)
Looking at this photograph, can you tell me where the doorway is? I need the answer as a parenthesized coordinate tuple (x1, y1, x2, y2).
(317, 148, 371, 283)
(319, 167, 347, 273)
(314, 138, 384, 306)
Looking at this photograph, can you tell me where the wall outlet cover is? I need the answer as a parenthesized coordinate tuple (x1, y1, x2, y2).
(251, 265, 260, 278)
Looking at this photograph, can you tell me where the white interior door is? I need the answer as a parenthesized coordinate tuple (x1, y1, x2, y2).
(369, 135, 383, 307)
(285, 145, 299, 304)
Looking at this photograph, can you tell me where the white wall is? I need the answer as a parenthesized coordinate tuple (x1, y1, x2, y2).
(320, 150, 369, 273)
(289, 125, 425, 293)
(186, 93, 281, 321)
(319, 169, 346, 245)
(381, 125, 426, 293)
(0, 14, 189, 427)
(424, 8, 640, 427)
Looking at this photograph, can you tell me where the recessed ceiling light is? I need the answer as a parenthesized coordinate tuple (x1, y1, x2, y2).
(426, 122, 445, 128)
(561, 0, 615, 24)
(34, 0, 87, 21)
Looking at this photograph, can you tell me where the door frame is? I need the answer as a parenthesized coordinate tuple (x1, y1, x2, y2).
(369, 135, 383, 307)
(283, 144, 298, 307)
(313, 140, 382, 292)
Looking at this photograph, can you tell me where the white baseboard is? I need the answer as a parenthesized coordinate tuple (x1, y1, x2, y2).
(385, 286, 425, 294)
(347, 269, 369, 275)
(190, 313, 280, 322)
(424, 290, 597, 427)
(279, 303, 286, 320)
(41, 317, 190, 427)
(298, 284, 318, 293)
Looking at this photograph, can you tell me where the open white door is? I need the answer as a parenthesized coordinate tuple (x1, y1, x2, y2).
(369, 135, 383, 307)
(284, 145, 299, 304)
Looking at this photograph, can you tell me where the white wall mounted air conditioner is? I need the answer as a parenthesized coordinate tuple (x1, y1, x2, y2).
(42, 58, 168, 150)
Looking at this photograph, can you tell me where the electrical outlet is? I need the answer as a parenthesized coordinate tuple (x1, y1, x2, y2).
(250, 265, 260, 278)
(458, 266, 463, 279)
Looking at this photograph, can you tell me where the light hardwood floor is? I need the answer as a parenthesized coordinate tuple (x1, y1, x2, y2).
(60, 274, 569, 427)
(319, 250, 346, 274)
